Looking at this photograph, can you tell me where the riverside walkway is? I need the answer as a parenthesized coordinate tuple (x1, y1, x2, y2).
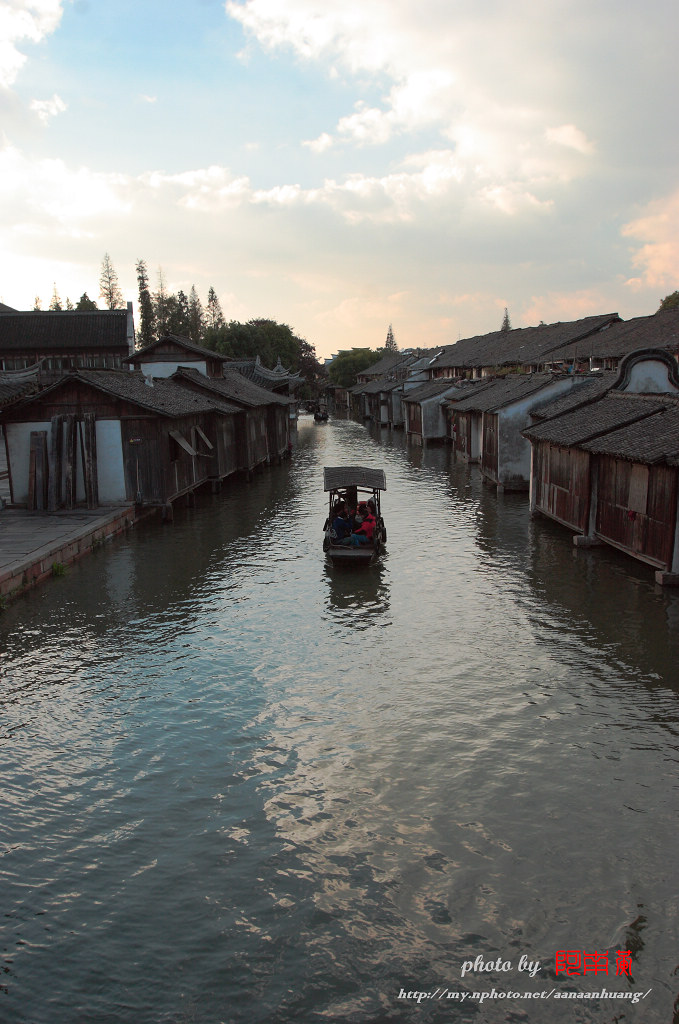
(0, 504, 138, 603)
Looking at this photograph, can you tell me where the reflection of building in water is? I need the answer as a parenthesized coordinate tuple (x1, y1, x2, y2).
(474, 480, 679, 687)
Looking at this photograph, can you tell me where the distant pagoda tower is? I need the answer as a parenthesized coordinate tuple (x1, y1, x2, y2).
(384, 324, 398, 351)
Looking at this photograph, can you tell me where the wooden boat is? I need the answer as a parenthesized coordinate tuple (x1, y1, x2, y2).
(314, 410, 329, 422)
(322, 466, 387, 565)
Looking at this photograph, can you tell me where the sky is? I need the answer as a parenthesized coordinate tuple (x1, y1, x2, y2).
(1, 0, 678, 359)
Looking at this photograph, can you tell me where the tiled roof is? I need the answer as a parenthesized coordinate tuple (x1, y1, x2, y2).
(129, 334, 226, 363)
(361, 379, 387, 394)
(442, 379, 496, 405)
(4, 368, 238, 418)
(173, 366, 289, 407)
(449, 373, 560, 412)
(530, 372, 616, 420)
(580, 400, 679, 464)
(359, 352, 412, 376)
(523, 392, 665, 446)
(547, 309, 679, 362)
(76, 370, 238, 416)
(0, 372, 39, 407)
(429, 314, 618, 370)
(228, 355, 302, 384)
(402, 379, 462, 402)
(0, 310, 130, 352)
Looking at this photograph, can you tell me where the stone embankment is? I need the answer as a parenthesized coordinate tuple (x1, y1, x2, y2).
(0, 505, 138, 604)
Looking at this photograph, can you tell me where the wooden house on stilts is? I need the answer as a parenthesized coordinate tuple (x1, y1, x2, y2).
(1, 369, 239, 515)
(523, 349, 679, 582)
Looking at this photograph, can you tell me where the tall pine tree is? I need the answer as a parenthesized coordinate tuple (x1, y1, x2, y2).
(49, 284, 62, 311)
(166, 290, 190, 336)
(384, 324, 397, 351)
(153, 267, 171, 338)
(100, 253, 124, 309)
(135, 259, 156, 348)
(205, 286, 225, 331)
(500, 307, 511, 332)
(188, 285, 205, 344)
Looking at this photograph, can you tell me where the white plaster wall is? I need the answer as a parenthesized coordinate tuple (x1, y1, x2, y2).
(140, 359, 207, 378)
(423, 388, 459, 438)
(621, 359, 679, 394)
(498, 379, 575, 486)
(6, 421, 50, 503)
(96, 420, 127, 501)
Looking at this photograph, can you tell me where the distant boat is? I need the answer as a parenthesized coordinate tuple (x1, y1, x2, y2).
(322, 466, 387, 565)
(314, 410, 329, 422)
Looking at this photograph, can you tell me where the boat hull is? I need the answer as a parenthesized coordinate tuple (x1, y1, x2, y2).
(324, 538, 383, 565)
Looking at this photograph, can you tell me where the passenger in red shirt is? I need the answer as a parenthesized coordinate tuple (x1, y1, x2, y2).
(353, 501, 376, 543)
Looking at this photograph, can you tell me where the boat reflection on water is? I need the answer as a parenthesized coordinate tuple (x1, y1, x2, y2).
(322, 557, 391, 626)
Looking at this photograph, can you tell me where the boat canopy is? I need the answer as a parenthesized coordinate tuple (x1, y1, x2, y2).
(323, 466, 387, 491)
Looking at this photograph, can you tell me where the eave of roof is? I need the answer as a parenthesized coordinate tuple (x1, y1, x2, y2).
(173, 366, 289, 407)
(0, 310, 130, 352)
(523, 392, 668, 447)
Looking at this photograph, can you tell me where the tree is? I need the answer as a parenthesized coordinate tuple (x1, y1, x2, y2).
(188, 285, 205, 344)
(75, 292, 98, 311)
(153, 267, 172, 337)
(164, 290, 191, 337)
(49, 284, 62, 311)
(208, 318, 299, 367)
(33, 296, 42, 310)
(65, 297, 74, 310)
(204, 318, 322, 393)
(136, 258, 156, 348)
(99, 253, 124, 309)
(297, 337, 323, 384)
(500, 307, 511, 332)
(205, 286, 225, 331)
(659, 291, 679, 311)
(327, 348, 379, 389)
(384, 324, 398, 351)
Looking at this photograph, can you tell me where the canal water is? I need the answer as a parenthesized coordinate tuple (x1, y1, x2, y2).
(1, 416, 678, 1024)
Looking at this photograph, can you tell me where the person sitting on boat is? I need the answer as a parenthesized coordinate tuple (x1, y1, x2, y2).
(331, 501, 352, 543)
(352, 502, 376, 544)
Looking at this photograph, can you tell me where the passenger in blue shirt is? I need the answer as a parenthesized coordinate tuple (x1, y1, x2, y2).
(331, 501, 352, 542)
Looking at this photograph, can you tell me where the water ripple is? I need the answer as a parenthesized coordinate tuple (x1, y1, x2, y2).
(1, 419, 678, 1022)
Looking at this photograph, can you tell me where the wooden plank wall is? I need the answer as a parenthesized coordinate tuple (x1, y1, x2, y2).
(596, 456, 677, 568)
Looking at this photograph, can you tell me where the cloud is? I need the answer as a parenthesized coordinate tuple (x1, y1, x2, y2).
(334, 103, 393, 146)
(306, 68, 459, 150)
(0, 0, 64, 88)
(29, 92, 66, 123)
(228, 0, 609, 214)
(138, 165, 252, 210)
(546, 124, 594, 155)
(622, 187, 679, 291)
(303, 131, 333, 153)
(226, 0, 400, 74)
(0, 143, 130, 237)
(477, 185, 553, 217)
(522, 289, 614, 327)
(1, 0, 675, 354)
